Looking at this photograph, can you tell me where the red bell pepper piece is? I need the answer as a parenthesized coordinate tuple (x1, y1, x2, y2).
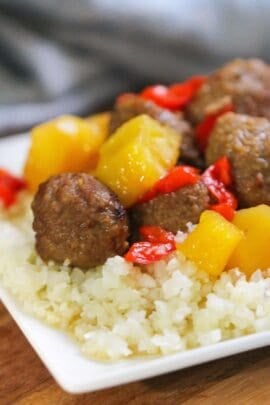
(124, 241, 175, 265)
(202, 157, 238, 220)
(140, 85, 183, 110)
(139, 226, 175, 245)
(211, 156, 232, 186)
(195, 103, 234, 151)
(170, 75, 206, 97)
(202, 158, 237, 208)
(211, 203, 235, 221)
(0, 169, 26, 208)
(138, 166, 200, 204)
(0, 182, 17, 207)
(124, 226, 176, 264)
(0, 169, 26, 191)
(140, 76, 206, 111)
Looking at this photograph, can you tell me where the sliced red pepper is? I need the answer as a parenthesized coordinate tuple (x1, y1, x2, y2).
(0, 182, 17, 207)
(140, 85, 183, 110)
(211, 203, 235, 221)
(124, 225, 176, 264)
(208, 182, 237, 210)
(0, 169, 26, 191)
(195, 103, 234, 151)
(0, 169, 26, 208)
(140, 75, 206, 111)
(202, 157, 238, 220)
(170, 75, 206, 98)
(139, 226, 175, 245)
(138, 166, 200, 204)
(124, 241, 175, 265)
(188, 75, 207, 92)
(202, 157, 237, 207)
(202, 169, 237, 208)
(211, 156, 232, 186)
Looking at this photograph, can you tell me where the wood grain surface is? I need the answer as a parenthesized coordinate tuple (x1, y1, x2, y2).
(1, 302, 270, 405)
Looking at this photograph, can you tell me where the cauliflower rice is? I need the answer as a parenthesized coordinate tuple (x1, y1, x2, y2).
(0, 195, 270, 360)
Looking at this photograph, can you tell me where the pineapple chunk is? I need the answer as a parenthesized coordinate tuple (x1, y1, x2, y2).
(227, 205, 270, 276)
(86, 112, 110, 140)
(177, 210, 243, 277)
(95, 115, 181, 206)
(24, 114, 109, 192)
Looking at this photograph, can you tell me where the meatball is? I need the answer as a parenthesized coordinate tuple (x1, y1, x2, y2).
(110, 94, 202, 167)
(32, 173, 129, 269)
(206, 112, 270, 207)
(188, 59, 270, 124)
(130, 181, 210, 234)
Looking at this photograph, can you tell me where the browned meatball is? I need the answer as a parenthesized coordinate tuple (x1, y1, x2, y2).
(32, 173, 129, 269)
(130, 181, 210, 234)
(110, 94, 202, 167)
(206, 112, 270, 207)
(188, 59, 270, 124)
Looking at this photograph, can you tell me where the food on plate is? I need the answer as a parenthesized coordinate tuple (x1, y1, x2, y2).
(206, 112, 270, 207)
(227, 205, 270, 276)
(188, 58, 270, 124)
(110, 93, 201, 166)
(124, 226, 176, 264)
(32, 173, 129, 269)
(95, 114, 181, 206)
(1, 203, 270, 360)
(140, 76, 206, 110)
(24, 114, 109, 192)
(86, 111, 110, 136)
(0, 169, 26, 207)
(130, 181, 209, 234)
(177, 210, 243, 277)
(201, 155, 237, 221)
(195, 103, 234, 151)
(1, 58, 270, 361)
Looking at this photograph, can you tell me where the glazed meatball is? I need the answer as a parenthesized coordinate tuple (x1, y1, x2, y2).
(130, 181, 210, 234)
(32, 173, 129, 269)
(188, 59, 270, 124)
(206, 112, 270, 207)
(110, 94, 202, 167)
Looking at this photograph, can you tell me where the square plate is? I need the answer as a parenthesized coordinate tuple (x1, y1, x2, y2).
(0, 134, 269, 394)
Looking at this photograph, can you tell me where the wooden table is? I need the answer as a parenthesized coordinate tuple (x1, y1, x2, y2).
(1, 302, 270, 405)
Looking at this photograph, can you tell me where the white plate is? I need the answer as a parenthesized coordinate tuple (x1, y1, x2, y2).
(0, 134, 269, 394)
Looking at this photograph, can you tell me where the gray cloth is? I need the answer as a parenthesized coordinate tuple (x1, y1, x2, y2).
(0, 0, 270, 136)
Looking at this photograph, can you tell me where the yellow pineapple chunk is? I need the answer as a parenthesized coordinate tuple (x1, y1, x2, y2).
(177, 210, 243, 277)
(86, 112, 110, 140)
(24, 114, 109, 192)
(227, 205, 270, 276)
(95, 114, 181, 206)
